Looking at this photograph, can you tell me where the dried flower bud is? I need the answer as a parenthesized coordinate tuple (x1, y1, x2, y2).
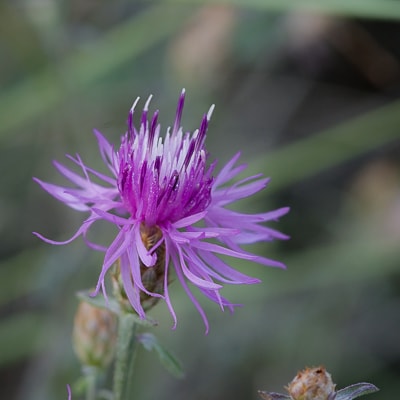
(286, 366, 336, 400)
(112, 223, 168, 313)
(259, 367, 378, 400)
(73, 301, 117, 369)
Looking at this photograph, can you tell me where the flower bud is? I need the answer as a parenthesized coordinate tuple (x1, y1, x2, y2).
(286, 366, 336, 400)
(112, 223, 168, 313)
(73, 301, 117, 369)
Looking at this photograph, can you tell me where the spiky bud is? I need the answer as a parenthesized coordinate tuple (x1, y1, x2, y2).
(259, 367, 378, 400)
(286, 366, 336, 400)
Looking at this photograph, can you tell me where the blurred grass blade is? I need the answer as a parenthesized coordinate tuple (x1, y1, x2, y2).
(0, 313, 46, 365)
(265, 231, 399, 295)
(172, 0, 400, 21)
(0, 4, 191, 141)
(0, 248, 44, 307)
(250, 100, 400, 193)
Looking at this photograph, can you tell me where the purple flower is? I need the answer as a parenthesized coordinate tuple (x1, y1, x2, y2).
(34, 90, 289, 332)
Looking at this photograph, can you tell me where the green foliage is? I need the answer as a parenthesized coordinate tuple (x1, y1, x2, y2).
(336, 383, 380, 400)
(137, 332, 184, 378)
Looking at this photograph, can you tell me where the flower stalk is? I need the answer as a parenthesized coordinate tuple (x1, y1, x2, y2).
(113, 312, 139, 400)
(83, 366, 98, 400)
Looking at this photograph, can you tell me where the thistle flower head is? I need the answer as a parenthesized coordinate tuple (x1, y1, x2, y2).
(34, 90, 289, 332)
(117, 93, 214, 226)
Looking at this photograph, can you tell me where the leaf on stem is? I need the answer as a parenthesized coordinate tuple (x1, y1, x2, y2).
(137, 332, 184, 378)
(258, 391, 291, 400)
(335, 383, 379, 400)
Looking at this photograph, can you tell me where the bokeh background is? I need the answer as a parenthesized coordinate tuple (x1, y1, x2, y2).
(1, 1, 400, 399)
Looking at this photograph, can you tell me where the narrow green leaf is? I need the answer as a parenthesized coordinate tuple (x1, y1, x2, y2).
(336, 383, 379, 400)
(137, 333, 184, 378)
(258, 391, 291, 400)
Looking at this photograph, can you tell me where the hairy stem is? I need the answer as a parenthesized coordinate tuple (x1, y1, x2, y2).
(113, 313, 138, 400)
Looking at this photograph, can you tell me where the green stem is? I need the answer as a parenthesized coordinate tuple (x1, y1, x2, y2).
(113, 313, 138, 400)
(83, 366, 98, 400)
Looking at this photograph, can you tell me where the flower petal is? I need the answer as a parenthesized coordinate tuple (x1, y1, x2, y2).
(171, 250, 210, 334)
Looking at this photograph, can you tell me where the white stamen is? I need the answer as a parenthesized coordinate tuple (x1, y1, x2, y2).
(207, 104, 215, 121)
(130, 97, 141, 114)
(144, 94, 153, 111)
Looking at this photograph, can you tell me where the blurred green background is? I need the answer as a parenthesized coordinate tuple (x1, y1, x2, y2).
(1, 1, 400, 399)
